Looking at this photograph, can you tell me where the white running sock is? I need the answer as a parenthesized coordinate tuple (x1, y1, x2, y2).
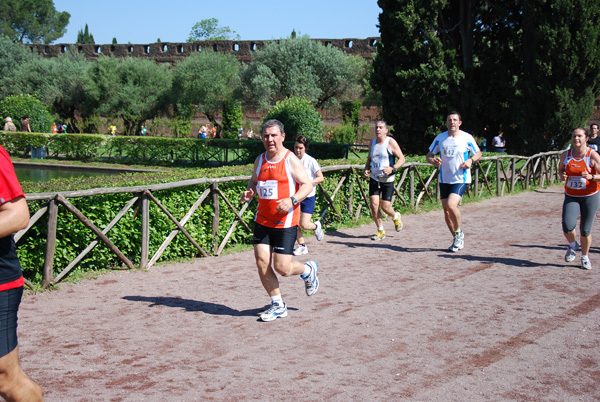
(301, 264, 311, 278)
(271, 295, 283, 306)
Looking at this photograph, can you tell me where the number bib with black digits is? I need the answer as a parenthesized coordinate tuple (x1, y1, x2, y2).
(257, 180, 278, 199)
(567, 176, 587, 189)
(443, 145, 457, 157)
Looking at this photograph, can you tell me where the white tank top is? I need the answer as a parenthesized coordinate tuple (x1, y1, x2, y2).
(369, 137, 395, 183)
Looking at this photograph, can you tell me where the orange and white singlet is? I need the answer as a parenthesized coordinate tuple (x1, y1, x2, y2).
(563, 147, 600, 197)
(255, 150, 299, 228)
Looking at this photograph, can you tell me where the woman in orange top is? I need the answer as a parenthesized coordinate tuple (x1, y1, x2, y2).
(559, 127, 600, 269)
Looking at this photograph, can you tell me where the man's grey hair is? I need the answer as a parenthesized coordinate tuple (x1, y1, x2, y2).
(262, 119, 284, 135)
(376, 120, 387, 129)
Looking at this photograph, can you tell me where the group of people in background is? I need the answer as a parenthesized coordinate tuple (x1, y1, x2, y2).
(4, 116, 32, 133)
(51, 122, 68, 133)
(197, 124, 218, 139)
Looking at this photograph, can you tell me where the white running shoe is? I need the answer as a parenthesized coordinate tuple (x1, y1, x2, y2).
(314, 221, 324, 241)
(564, 246, 576, 262)
(293, 244, 308, 256)
(260, 303, 288, 322)
(302, 261, 319, 296)
(581, 256, 592, 270)
(448, 230, 464, 252)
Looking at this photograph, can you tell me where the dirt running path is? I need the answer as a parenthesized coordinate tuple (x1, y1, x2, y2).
(17, 186, 600, 401)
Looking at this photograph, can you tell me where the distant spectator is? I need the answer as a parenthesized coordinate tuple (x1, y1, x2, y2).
(238, 127, 243, 140)
(3, 117, 16, 132)
(141, 124, 147, 136)
(492, 130, 506, 153)
(20, 116, 31, 133)
(212, 126, 217, 138)
(109, 124, 117, 136)
(247, 129, 253, 140)
(60, 122, 68, 133)
(52, 123, 58, 133)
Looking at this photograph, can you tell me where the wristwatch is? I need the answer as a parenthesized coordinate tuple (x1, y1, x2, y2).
(290, 196, 298, 206)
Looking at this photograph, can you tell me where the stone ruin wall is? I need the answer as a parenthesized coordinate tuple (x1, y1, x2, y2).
(25, 37, 379, 63)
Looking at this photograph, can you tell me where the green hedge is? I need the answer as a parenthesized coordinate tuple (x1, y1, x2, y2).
(0, 133, 347, 164)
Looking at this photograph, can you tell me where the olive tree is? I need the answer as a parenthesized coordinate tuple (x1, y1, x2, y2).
(171, 51, 240, 130)
(242, 36, 366, 111)
(84, 56, 173, 135)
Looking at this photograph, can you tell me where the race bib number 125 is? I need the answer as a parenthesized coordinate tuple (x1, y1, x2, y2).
(257, 180, 278, 199)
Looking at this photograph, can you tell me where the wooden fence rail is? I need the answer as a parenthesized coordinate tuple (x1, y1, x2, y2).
(17, 151, 562, 288)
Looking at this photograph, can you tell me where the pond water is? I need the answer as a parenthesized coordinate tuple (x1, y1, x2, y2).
(14, 166, 120, 182)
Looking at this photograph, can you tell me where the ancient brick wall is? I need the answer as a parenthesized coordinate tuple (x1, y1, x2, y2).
(25, 37, 379, 63)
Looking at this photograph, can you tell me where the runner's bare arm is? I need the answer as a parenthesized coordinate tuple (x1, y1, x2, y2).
(0, 196, 29, 238)
(383, 138, 405, 175)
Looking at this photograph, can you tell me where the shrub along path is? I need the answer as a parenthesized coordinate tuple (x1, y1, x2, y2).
(17, 185, 599, 401)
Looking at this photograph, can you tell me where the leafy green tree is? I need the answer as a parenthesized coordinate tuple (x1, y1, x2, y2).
(76, 24, 95, 44)
(0, 35, 37, 97)
(222, 98, 243, 139)
(264, 97, 323, 142)
(187, 18, 240, 41)
(372, 0, 463, 153)
(0, 94, 53, 132)
(84, 56, 173, 135)
(4, 49, 89, 128)
(242, 36, 366, 111)
(171, 51, 240, 130)
(0, 0, 70, 43)
(341, 101, 362, 128)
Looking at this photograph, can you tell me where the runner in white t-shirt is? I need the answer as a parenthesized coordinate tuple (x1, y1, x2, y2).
(426, 111, 482, 252)
(292, 135, 325, 255)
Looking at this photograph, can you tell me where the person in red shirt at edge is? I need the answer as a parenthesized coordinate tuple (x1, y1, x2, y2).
(0, 145, 43, 401)
(240, 119, 320, 322)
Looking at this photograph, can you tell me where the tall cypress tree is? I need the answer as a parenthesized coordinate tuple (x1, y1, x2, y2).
(372, 0, 463, 153)
(374, 0, 600, 154)
(517, 0, 600, 150)
(76, 24, 95, 44)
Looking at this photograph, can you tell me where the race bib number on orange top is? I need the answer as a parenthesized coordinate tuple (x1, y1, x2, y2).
(567, 176, 587, 189)
(257, 180, 278, 200)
